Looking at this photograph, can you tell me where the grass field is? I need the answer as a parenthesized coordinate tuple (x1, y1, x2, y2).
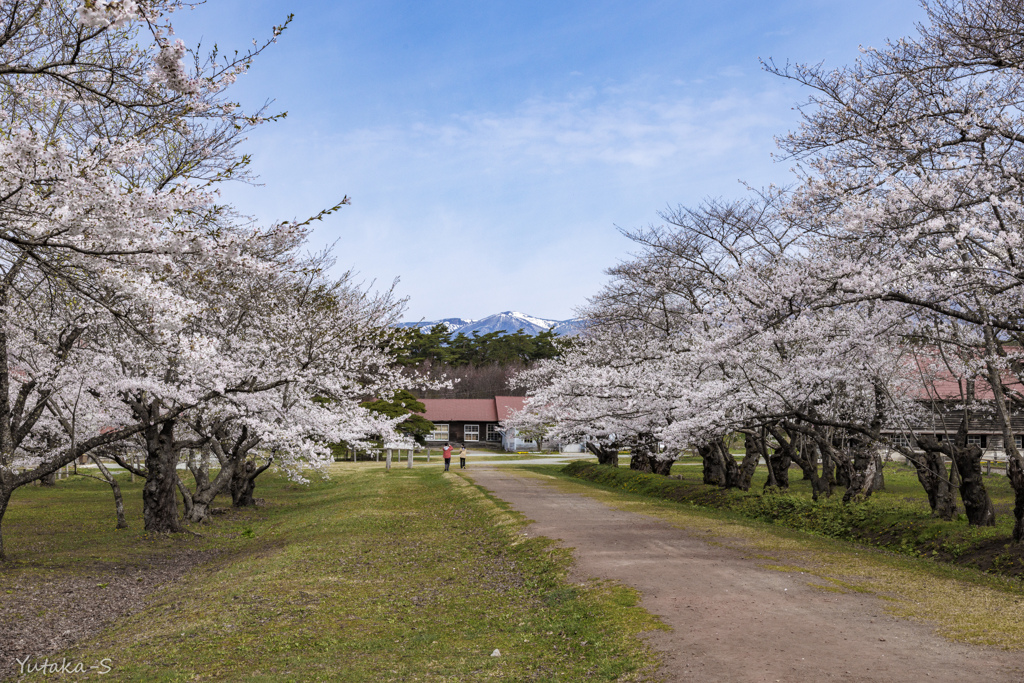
(1, 464, 662, 682)
(667, 456, 1020, 521)
(7, 455, 1024, 681)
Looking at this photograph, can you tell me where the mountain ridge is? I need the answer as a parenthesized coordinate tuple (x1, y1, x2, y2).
(398, 311, 585, 336)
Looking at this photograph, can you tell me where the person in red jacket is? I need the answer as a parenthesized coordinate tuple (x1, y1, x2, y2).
(442, 443, 453, 471)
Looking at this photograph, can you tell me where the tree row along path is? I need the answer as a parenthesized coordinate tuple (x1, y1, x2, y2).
(463, 467, 1024, 682)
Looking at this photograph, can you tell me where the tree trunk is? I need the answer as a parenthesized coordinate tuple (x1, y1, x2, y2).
(142, 420, 182, 533)
(950, 444, 996, 527)
(763, 429, 791, 491)
(628, 443, 652, 473)
(981, 349, 1023, 541)
(789, 435, 829, 500)
(90, 455, 128, 529)
(835, 458, 851, 489)
(812, 432, 855, 498)
(871, 453, 886, 492)
(586, 442, 619, 467)
(821, 446, 836, 488)
(910, 448, 957, 520)
(628, 433, 662, 474)
(843, 443, 883, 503)
(0, 484, 11, 561)
(698, 442, 726, 486)
(651, 454, 674, 476)
(40, 472, 56, 487)
(175, 474, 194, 519)
(725, 435, 758, 491)
(628, 450, 651, 472)
(1008, 456, 1024, 543)
(231, 460, 257, 507)
(231, 457, 273, 508)
(189, 489, 216, 523)
(187, 469, 232, 524)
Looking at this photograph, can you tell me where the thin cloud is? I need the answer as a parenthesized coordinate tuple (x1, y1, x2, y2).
(340, 81, 790, 174)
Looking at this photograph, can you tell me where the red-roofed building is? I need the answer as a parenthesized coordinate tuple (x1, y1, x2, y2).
(883, 355, 1024, 455)
(415, 396, 530, 450)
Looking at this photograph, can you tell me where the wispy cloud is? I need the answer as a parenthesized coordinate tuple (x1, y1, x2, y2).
(227, 78, 795, 319)
(342, 80, 790, 175)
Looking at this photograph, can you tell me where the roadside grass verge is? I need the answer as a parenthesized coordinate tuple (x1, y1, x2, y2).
(5, 464, 663, 682)
(568, 461, 1024, 577)
(527, 462, 1024, 648)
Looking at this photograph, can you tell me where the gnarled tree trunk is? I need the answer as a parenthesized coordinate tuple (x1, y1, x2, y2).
(586, 441, 619, 467)
(762, 427, 791, 491)
(950, 444, 995, 527)
(231, 456, 273, 508)
(185, 446, 230, 524)
(778, 425, 830, 500)
(698, 442, 727, 486)
(728, 434, 758, 491)
(629, 433, 671, 474)
(843, 445, 883, 503)
(142, 419, 182, 533)
(909, 448, 957, 520)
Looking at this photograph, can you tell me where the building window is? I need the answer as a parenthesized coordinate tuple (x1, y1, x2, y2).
(966, 434, 986, 448)
(891, 433, 913, 449)
(486, 424, 501, 442)
(464, 424, 480, 441)
(1016, 435, 1023, 450)
(429, 424, 449, 441)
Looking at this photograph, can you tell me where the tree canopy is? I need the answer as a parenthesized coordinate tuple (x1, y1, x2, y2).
(396, 325, 568, 367)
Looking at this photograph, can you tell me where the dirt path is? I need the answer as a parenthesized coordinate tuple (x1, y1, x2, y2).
(465, 467, 1024, 683)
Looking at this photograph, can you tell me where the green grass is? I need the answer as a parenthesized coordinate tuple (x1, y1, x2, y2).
(668, 456, 1019, 517)
(3, 465, 663, 682)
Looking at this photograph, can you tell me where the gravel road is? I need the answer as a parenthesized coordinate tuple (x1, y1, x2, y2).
(465, 466, 1024, 683)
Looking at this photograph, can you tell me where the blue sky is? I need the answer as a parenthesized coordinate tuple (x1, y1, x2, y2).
(173, 1, 925, 322)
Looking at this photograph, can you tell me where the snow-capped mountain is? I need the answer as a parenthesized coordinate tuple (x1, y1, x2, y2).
(399, 311, 585, 336)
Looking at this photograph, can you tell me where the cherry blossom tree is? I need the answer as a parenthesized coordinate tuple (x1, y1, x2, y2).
(766, 0, 1024, 535)
(0, 0, 354, 555)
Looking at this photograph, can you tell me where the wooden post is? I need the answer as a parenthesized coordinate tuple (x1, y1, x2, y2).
(385, 449, 392, 470)
(407, 449, 413, 469)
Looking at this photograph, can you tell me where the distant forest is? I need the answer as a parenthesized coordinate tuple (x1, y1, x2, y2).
(396, 325, 571, 398)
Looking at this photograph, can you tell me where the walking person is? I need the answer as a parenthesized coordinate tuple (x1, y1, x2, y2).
(442, 443, 453, 471)
(459, 445, 467, 469)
